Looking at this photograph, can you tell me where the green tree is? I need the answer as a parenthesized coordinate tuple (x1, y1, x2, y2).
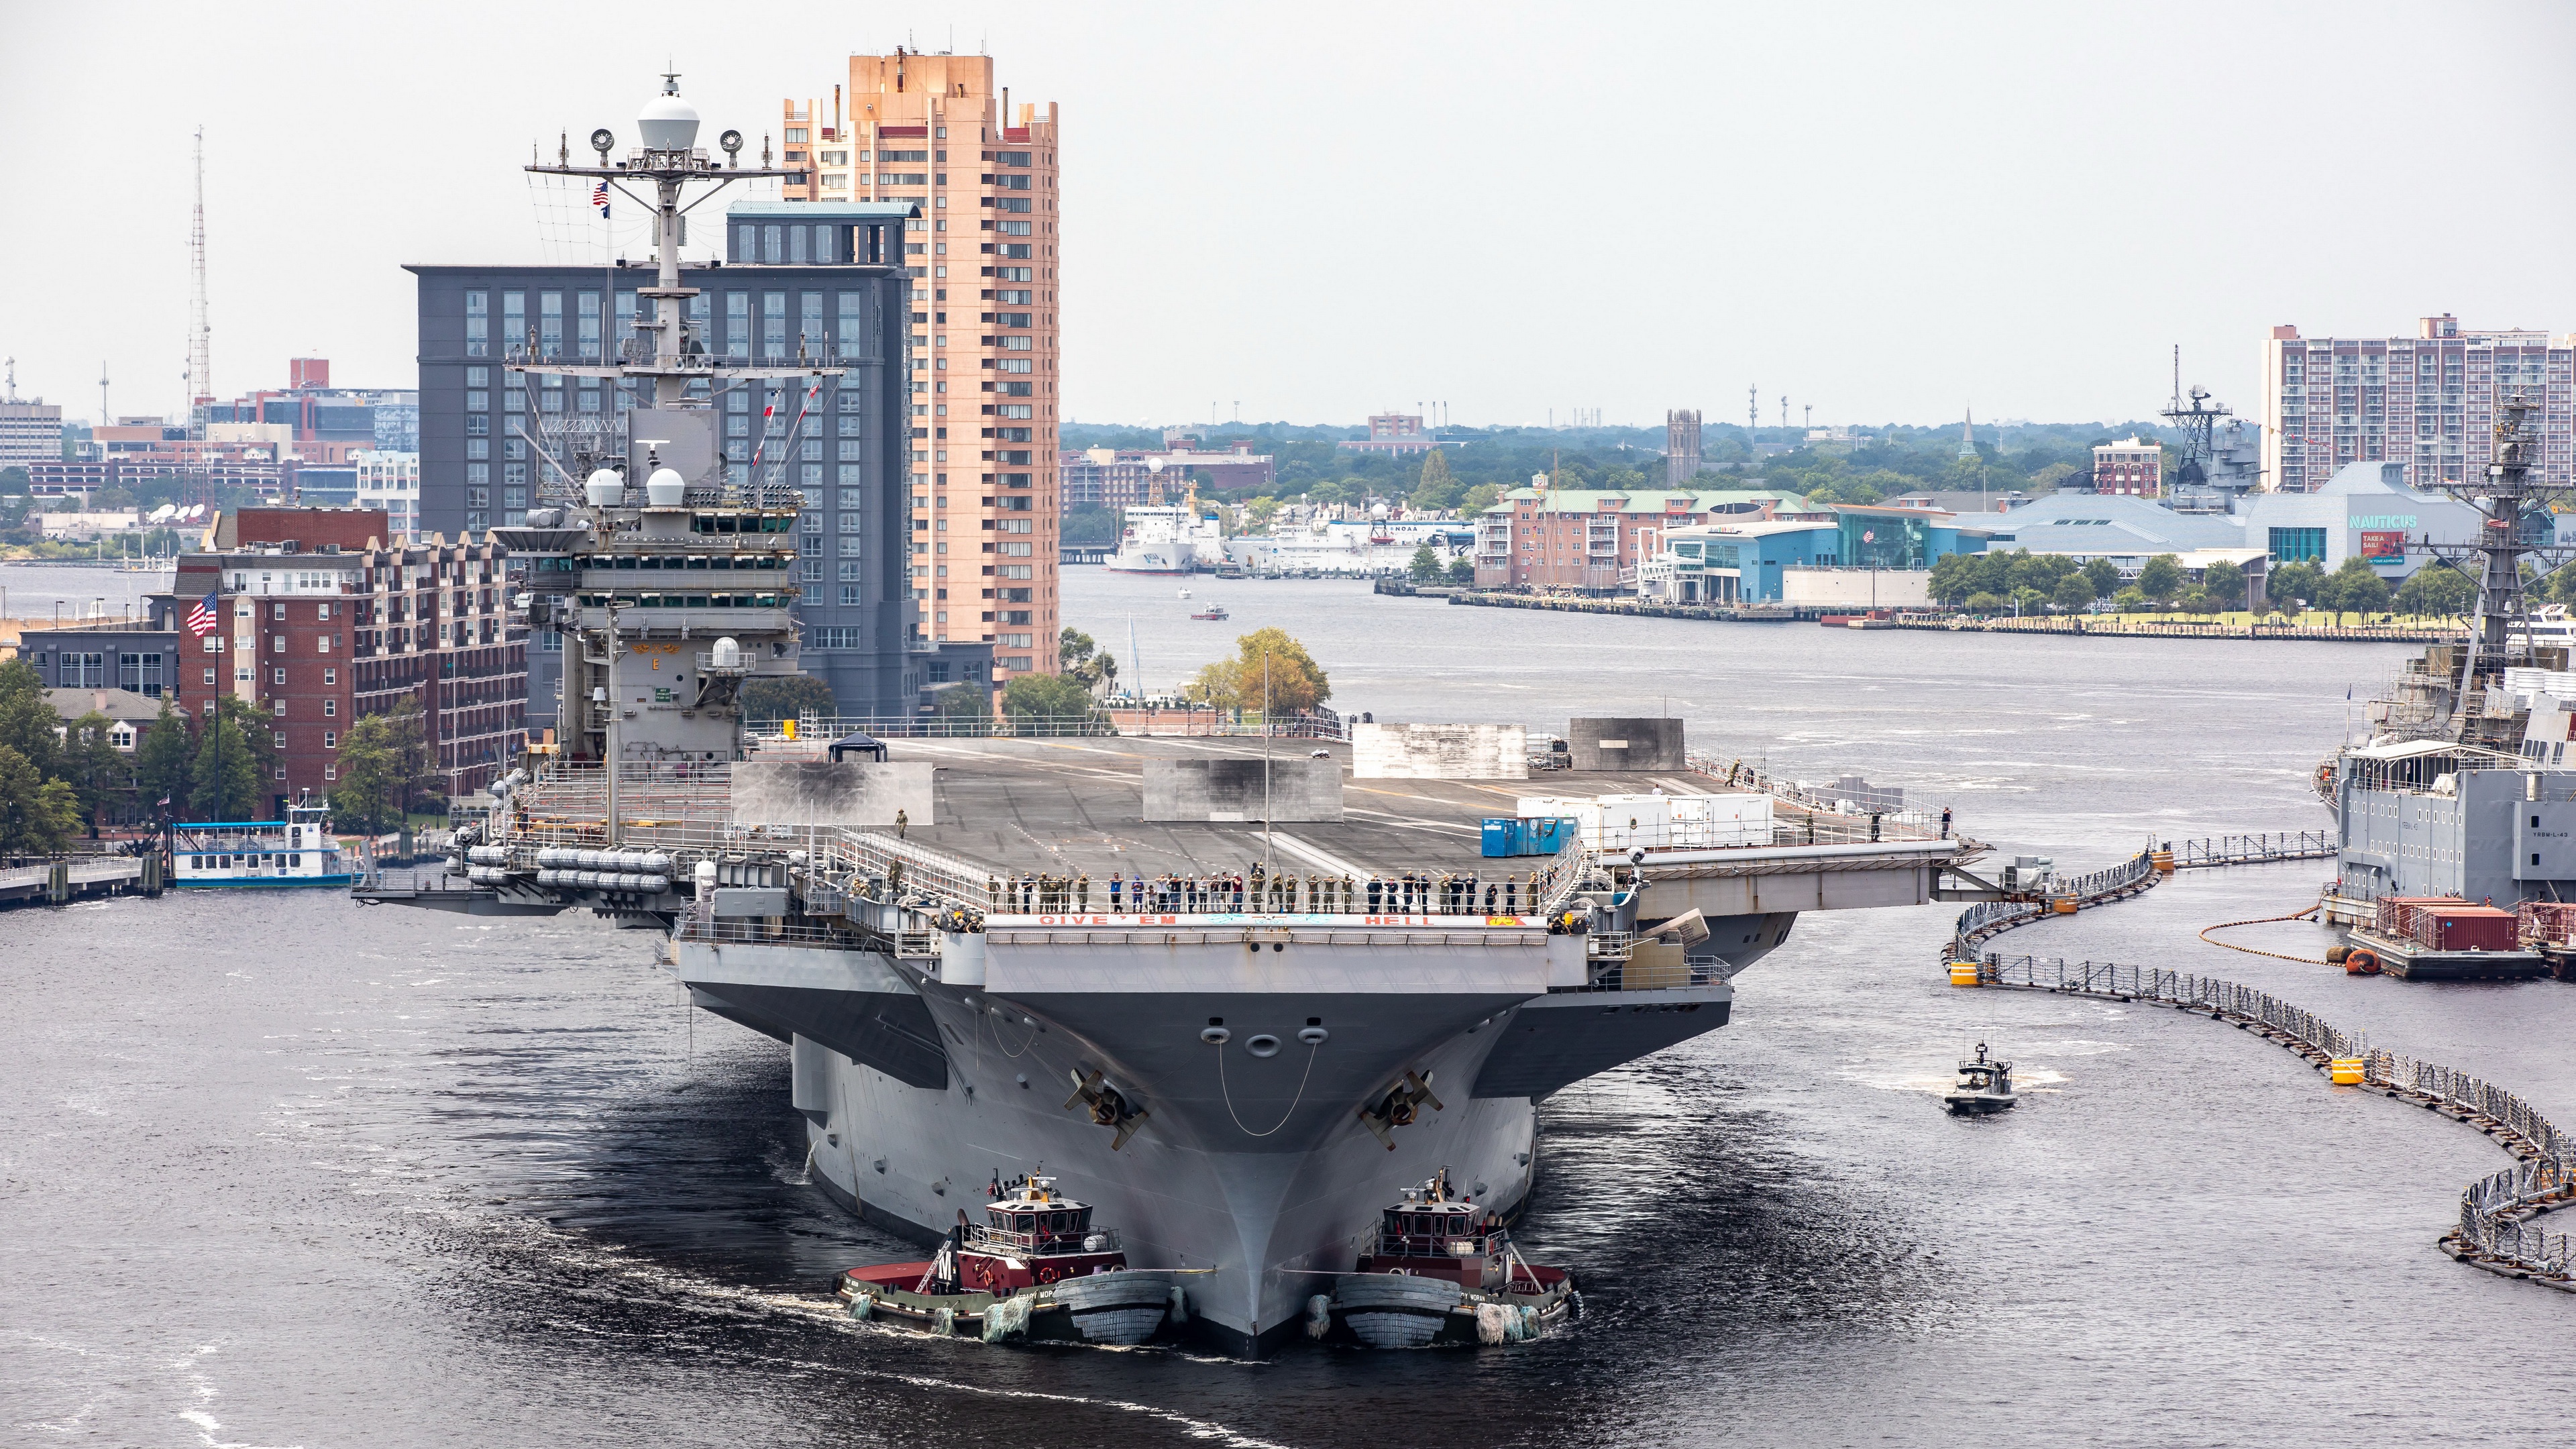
(1002, 673, 1104, 735)
(2397, 564, 2476, 619)
(0, 657, 64, 783)
(739, 673, 839, 729)
(2082, 557, 2123, 600)
(1459, 483, 1504, 515)
(2325, 557, 2390, 623)
(1243, 496, 1283, 533)
(133, 701, 193, 820)
(1928, 553, 1980, 605)
(189, 706, 264, 821)
(2051, 573, 2095, 613)
(1410, 449, 1460, 511)
(2176, 586, 2214, 617)
(1963, 590, 2004, 615)
(327, 714, 400, 835)
(2201, 559, 2246, 611)
(2112, 586, 2148, 613)
(1408, 543, 1442, 582)
(932, 684, 996, 735)
(62, 710, 131, 835)
(2010, 586, 2048, 615)
(0, 744, 80, 856)
(2137, 554, 2184, 604)
(1060, 628, 1099, 671)
(2269, 560, 2326, 613)
(1445, 556, 1476, 586)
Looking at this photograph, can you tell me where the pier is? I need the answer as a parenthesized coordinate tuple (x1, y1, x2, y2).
(2163, 831, 2339, 869)
(1401, 588, 2466, 643)
(0, 854, 157, 908)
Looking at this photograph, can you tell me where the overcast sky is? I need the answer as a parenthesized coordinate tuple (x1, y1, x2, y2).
(5, 1, 2571, 433)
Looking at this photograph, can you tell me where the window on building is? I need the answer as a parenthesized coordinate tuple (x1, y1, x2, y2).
(323, 731, 336, 749)
(763, 292, 787, 358)
(725, 292, 749, 358)
(763, 225, 783, 264)
(464, 290, 489, 357)
(2268, 527, 2328, 564)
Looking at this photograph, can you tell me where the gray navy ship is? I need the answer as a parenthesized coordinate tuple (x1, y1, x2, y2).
(2320, 394, 2576, 977)
(359, 77, 1978, 1353)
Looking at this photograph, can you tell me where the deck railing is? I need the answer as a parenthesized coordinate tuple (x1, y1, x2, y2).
(1683, 751, 1948, 842)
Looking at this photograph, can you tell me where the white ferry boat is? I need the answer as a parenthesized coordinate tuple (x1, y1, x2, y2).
(173, 806, 354, 889)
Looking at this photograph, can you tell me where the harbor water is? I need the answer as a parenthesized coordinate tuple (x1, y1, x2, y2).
(7, 574, 2572, 1448)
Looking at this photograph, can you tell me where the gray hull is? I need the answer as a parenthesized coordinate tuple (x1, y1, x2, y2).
(676, 920, 1733, 1353)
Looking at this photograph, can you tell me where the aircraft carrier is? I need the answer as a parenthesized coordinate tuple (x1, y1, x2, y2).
(358, 77, 1981, 1354)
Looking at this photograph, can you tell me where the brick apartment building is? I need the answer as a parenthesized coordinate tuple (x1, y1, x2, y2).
(2090, 437, 2163, 496)
(1057, 444, 1276, 508)
(782, 48, 1063, 674)
(2263, 314, 2575, 493)
(170, 507, 527, 813)
(1473, 486, 1807, 594)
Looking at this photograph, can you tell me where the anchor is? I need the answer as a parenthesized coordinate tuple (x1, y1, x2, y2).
(1064, 1067, 1151, 1150)
(1356, 1069, 1444, 1150)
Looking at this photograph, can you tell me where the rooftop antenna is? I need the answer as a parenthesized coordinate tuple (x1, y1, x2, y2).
(99, 361, 109, 428)
(1778, 394, 1787, 430)
(187, 125, 211, 437)
(1748, 384, 1758, 455)
(3, 356, 15, 403)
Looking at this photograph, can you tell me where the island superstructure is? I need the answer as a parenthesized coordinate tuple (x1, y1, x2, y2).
(359, 76, 1983, 1355)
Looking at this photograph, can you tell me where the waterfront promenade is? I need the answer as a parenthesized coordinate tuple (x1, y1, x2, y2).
(1411, 586, 2463, 643)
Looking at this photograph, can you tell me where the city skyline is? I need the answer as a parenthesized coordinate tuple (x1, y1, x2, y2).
(3, 2, 2573, 432)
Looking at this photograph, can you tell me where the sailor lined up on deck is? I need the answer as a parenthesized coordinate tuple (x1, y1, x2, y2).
(986, 868, 1540, 916)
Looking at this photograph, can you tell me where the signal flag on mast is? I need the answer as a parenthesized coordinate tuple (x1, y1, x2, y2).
(590, 180, 611, 217)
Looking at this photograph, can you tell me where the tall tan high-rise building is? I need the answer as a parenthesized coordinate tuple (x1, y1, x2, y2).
(785, 50, 1062, 676)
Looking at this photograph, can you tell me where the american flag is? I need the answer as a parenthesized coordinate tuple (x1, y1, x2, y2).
(590, 180, 610, 217)
(185, 590, 218, 635)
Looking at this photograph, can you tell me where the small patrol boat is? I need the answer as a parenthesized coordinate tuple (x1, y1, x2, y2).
(1943, 1042, 2017, 1115)
(1189, 602, 1230, 621)
(1320, 1169, 1576, 1348)
(835, 1175, 1179, 1344)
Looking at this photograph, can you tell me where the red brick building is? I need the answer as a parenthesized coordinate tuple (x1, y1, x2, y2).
(1472, 486, 1808, 594)
(170, 508, 527, 814)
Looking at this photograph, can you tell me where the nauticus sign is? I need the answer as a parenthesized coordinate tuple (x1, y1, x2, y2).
(2349, 514, 2418, 529)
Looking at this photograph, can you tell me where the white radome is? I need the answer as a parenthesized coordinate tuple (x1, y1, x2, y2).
(638, 93, 700, 152)
(645, 467, 688, 506)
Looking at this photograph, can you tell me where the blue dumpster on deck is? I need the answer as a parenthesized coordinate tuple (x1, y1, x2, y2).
(1481, 818, 1523, 857)
(1526, 817, 1575, 854)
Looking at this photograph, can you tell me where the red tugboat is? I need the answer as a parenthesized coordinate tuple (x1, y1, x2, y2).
(836, 1176, 1179, 1344)
(1320, 1169, 1576, 1347)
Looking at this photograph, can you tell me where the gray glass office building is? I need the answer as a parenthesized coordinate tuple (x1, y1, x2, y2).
(408, 201, 919, 720)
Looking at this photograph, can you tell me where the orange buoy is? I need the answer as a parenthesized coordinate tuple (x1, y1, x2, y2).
(2345, 949, 2380, 976)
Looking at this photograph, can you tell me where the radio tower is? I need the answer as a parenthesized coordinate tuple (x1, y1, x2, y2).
(187, 126, 212, 437)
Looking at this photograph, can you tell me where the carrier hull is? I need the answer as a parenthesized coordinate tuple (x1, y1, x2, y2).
(675, 930, 1731, 1353)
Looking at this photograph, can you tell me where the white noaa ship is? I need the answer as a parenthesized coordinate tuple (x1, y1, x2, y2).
(1106, 504, 1223, 575)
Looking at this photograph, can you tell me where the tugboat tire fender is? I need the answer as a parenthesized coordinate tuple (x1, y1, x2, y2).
(2345, 949, 2381, 975)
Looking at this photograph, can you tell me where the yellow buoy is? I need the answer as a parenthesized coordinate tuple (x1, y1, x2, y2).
(1948, 960, 1982, 987)
(783, 718, 798, 740)
(2150, 850, 2176, 873)
(2052, 896, 2078, 915)
(2329, 1057, 2365, 1085)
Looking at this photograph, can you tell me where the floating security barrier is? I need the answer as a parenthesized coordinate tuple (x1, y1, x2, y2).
(2330, 1057, 2367, 1085)
(1948, 959, 1982, 987)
